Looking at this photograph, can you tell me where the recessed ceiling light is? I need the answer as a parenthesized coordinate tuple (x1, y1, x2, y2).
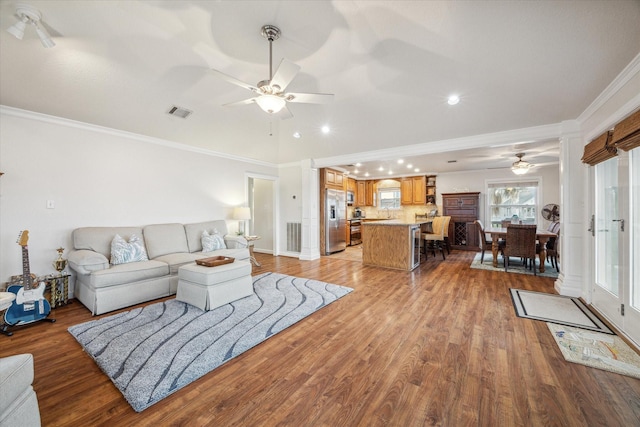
(397, 159, 404, 164)
(355, 163, 362, 167)
(354, 169, 359, 174)
(293, 132, 301, 138)
(407, 164, 413, 169)
(321, 125, 330, 134)
(365, 172, 370, 177)
(388, 170, 393, 175)
(378, 166, 384, 171)
(447, 95, 460, 105)
(414, 168, 420, 172)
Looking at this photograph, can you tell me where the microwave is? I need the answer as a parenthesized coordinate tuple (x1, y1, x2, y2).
(346, 191, 354, 205)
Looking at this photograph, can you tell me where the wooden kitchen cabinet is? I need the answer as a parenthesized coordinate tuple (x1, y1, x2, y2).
(347, 177, 356, 193)
(356, 181, 366, 206)
(401, 176, 426, 205)
(365, 180, 376, 206)
(442, 192, 480, 251)
(324, 168, 345, 189)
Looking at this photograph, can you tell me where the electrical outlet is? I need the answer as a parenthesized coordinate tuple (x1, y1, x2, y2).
(46, 200, 55, 209)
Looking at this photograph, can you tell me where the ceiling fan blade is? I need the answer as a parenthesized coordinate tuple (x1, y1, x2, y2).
(210, 69, 258, 92)
(222, 98, 257, 107)
(270, 59, 301, 92)
(285, 92, 334, 104)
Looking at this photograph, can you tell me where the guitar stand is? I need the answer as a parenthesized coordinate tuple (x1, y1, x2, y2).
(0, 317, 56, 337)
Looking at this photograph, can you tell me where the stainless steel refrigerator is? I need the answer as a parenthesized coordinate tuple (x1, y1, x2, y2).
(325, 188, 346, 254)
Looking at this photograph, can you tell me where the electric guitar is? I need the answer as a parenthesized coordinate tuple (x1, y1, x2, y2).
(4, 231, 52, 326)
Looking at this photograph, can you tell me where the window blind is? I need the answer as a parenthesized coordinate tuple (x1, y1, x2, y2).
(581, 130, 616, 166)
(611, 109, 640, 152)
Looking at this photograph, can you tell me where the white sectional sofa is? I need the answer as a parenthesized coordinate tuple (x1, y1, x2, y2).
(68, 220, 250, 315)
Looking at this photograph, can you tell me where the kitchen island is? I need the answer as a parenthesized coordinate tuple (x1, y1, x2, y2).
(362, 219, 431, 271)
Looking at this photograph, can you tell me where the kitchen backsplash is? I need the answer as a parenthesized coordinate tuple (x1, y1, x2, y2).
(349, 205, 441, 221)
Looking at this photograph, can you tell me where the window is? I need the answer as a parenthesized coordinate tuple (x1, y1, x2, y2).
(378, 188, 401, 209)
(487, 180, 539, 227)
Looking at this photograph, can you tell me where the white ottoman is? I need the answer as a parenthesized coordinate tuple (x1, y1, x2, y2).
(177, 261, 253, 311)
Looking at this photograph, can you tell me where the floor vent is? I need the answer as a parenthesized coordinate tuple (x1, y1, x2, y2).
(167, 105, 193, 119)
(287, 222, 302, 253)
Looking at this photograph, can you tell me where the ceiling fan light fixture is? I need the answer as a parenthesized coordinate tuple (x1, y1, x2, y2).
(7, 17, 27, 40)
(511, 152, 532, 175)
(35, 23, 55, 48)
(255, 94, 286, 114)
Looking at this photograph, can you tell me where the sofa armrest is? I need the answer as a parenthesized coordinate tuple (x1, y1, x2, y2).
(224, 235, 248, 249)
(68, 250, 109, 275)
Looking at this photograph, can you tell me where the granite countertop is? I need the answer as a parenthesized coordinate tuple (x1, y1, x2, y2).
(361, 219, 431, 226)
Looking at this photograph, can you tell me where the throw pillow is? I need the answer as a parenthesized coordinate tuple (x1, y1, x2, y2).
(110, 234, 149, 265)
(202, 229, 226, 252)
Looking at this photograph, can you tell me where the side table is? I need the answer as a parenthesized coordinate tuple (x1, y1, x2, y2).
(244, 235, 262, 267)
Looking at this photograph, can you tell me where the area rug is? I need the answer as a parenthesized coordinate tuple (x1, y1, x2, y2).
(68, 272, 353, 412)
(471, 253, 558, 278)
(510, 289, 613, 334)
(548, 323, 640, 379)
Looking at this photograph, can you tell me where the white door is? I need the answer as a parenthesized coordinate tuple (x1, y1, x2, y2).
(592, 148, 639, 345)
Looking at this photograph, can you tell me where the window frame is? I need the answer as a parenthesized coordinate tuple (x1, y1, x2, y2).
(377, 187, 401, 210)
(485, 177, 542, 228)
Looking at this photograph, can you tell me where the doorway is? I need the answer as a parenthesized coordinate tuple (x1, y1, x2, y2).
(247, 174, 278, 256)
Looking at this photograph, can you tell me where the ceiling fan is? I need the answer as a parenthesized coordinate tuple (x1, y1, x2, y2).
(210, 25, 334, 118)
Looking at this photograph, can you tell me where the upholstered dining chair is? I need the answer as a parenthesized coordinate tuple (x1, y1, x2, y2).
(441, 216, 452, 254)
(474, 220, 493, 264)
(503, 224, 537, 275)
(422, 216, 447, 260)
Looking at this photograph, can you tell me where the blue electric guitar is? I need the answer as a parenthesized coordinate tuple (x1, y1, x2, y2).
(4, 231, 52, 326)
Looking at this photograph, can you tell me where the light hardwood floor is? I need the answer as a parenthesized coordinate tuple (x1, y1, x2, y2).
(2, 251, 639, 426)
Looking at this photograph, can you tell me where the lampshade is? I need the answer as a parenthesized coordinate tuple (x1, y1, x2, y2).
(35, 24, 55, 48)
(7, 18, 27, 40)
(511, 153, 532, 175)
(233, 207, 251, 221)
(255, 95, 286, 114)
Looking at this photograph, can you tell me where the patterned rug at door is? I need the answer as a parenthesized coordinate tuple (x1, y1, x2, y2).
(470, 253, 559, 278)
(68, 272, 353, 412)
(548, 323, 640, 380)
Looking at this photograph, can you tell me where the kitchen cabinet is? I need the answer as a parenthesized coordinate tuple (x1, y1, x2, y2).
(365, 180, 376, 206)
(324, 168, 344, 189)
(362, 221, 424, 271)
(401, 176, 426, 205)
(442, 192, 480, 251)
(347, 177, 356, 193)
(356, 181, 366, 206)
(426, 175, 437, 203)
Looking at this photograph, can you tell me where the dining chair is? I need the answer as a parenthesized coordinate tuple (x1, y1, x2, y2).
(422, 216, 446, 260)
(474, 220, 492, 264)
(503, 224, 537, 275)
(441, 216, 451, 254)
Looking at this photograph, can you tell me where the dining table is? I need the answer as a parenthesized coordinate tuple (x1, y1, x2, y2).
(485, 227, 557, 273)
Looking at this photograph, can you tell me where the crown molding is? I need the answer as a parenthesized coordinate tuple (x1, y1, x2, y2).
(0, 105, 278, 169)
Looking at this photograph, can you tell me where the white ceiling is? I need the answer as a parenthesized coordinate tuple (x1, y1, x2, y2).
(1, 1, 639, 175)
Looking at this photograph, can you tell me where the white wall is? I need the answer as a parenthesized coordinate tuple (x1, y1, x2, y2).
(0, 109, 277, 289)
(277, 164, 303, 255)
(436, 164, 560, 227)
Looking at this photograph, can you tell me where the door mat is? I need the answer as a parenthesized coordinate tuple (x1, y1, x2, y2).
(510, 289, 613, 334)
(548, 323, 640, 380)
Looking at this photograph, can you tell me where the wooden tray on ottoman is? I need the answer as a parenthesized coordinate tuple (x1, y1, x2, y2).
(196, 256, 235, 267)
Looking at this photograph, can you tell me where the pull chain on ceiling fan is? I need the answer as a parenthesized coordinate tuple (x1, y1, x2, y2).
(210, 25, 334, 118)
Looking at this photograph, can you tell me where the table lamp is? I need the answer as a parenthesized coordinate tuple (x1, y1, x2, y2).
(233, 207, 251, 235)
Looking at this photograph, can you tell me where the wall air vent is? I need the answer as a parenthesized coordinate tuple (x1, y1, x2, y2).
(167, 106, 193, 119)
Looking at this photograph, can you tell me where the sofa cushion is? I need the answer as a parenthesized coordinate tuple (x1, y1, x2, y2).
(110, 234, 149, 265)
(67, 250, 109, 275)
(143, 223, 189, 259)
(0, 354, 35, 416)
(73, 227, 143, 259)
(89, 260, 169, 288)
(185, 220, 229, 253)
(153, 253, 203, 275)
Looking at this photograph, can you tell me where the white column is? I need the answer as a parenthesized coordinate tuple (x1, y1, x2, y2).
(300, 159, 320, 260)
(554, 120, 587, 297)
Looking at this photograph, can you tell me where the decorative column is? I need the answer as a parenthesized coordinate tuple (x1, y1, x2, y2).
(299, 159, 320, 260)
(554, 120, 586, 297)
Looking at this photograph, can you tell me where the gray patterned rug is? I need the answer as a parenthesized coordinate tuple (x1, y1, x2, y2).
(68, 272, 353, 412)
(470, 252, 559, 278)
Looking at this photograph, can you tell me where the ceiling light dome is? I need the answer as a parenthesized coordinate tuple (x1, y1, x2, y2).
(511, 153, 532, 175)
(255, 94, 286, 114)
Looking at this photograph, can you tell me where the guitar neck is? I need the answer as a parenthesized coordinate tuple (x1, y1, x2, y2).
(22, 245, 33, 290)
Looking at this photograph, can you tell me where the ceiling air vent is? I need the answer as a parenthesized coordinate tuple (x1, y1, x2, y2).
(167, 105, 193, 119)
